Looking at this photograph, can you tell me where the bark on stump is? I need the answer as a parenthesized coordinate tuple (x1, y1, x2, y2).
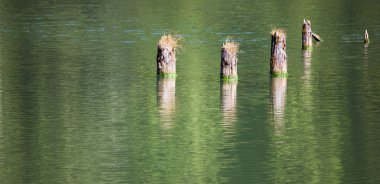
(221, 38, 239, 81)
(302, 19, 322, 49)
(302, 19, 313, 49)
(364, 30, 369, 44)
(157, 35, 179, 78)
(270, 29, 288, 77)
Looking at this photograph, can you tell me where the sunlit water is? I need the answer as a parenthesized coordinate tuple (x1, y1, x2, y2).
(1, 0, 380, 183)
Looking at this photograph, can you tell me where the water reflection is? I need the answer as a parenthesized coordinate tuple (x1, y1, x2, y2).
(270, 77, 287, 134)
(220, 81, 237, 135)
(157, 78, 176, 128)
(302, 49, 312, 82)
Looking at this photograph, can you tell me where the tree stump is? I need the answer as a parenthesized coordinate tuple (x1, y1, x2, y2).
(302, 19, 313, 49)
(270, 29, 288, 77)
(157, 34, 179, 78)
(157, 78, 175, 128)
(364, 30, 369, 44)
(221, 38, 239, 81)
(302, 19, 322, 49)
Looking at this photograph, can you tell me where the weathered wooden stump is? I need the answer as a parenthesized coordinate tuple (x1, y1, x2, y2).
(221, 81, 237, 128)
(302, 19, 322, 49)
(221, 37, 239, 81)
(271, 77, 287, 134)
(157, 34, 179, 78)
(302, 19, 313, 48)
(364, 30, 369, 44)
(157, 78, 176, 127)
(270, 29, 288, 77)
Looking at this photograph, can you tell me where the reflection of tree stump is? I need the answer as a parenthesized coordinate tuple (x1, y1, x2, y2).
(302, 50, 312, 82)
(270, 29, 288, 77)
(221, 81, 237, 133)
(271, 78, 287, 133)
(221, 37, 239, 81)
(157, 35, 179, 78)
(157, 78, 175, 127)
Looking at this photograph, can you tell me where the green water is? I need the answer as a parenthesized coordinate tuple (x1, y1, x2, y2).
(1, 0, 380, 183)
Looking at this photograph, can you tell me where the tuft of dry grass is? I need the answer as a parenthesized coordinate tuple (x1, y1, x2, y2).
(271, 28, 285, 37)
(222, 37, 239, 54)
(158, 34, 181, 49)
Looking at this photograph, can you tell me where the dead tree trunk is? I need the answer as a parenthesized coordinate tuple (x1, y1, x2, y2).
(270, 29, 288, 77)
(157, 35, 179, 78)
(221, 38, 239, 81)
(302, 19, 322, 49)
(364, 30, 369, 44)
(302, 19, 313, 49)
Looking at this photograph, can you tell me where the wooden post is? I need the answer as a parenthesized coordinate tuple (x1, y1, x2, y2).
(270, 29, 288, 77)
(302, 19, 322, 49)
(221, 81, 237, 129)
(221, 37, 239, 81)
(271, 77, 287, 134)
(157, 34, 179, 78)
(364, 30, 369, 44)
(302, 19, 313, 49)
(157, 78, 175, 128)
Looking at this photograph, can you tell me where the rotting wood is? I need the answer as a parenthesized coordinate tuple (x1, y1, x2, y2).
(302, 19, 313, 48)
(157, 34, 179, 78)
(221, 37, 239, 81)
(270, 29, 288, 77)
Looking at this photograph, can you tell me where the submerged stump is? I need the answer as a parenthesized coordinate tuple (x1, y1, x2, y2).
(157, 34, 179, 78)
(302, 19, 313, 48)
(221, 38, 239, 81)
(302, 19, 322, 49)
(364, 30, 369, 44)
(270, 29, 288, 77)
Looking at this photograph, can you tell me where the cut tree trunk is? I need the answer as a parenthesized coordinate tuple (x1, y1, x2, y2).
(302, 19, 313, 48)
(221, 38, 239, 81)
(157, 35, 178, 77)
(270, 29, 288, 77)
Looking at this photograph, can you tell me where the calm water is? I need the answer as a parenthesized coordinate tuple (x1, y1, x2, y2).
(1, 0, 380, 183)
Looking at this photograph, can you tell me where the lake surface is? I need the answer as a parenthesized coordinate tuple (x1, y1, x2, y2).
(1, 0, 380, 183)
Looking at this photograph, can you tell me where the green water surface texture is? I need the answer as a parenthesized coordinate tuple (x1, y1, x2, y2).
(1, 0, 380, 183)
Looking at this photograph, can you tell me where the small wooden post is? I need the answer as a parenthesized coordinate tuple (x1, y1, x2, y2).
(302, 19, 313, 49)
(364, 30, 369, 44)
(221, 37, 239, 81)
(270, 29, 288, 77)
(302, 19, 322, 49)
(157, 34, 179, 78)
(157, 78, 175, 128)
